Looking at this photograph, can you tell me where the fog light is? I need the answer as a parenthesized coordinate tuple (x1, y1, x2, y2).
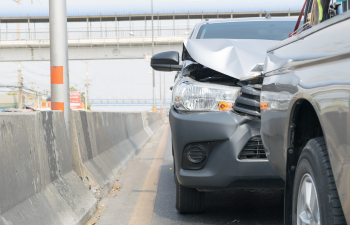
(185, 144, 207, 164)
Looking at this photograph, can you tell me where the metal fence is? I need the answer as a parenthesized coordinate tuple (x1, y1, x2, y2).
(0, 25, 194, 40)
(89, 98, 171, 104)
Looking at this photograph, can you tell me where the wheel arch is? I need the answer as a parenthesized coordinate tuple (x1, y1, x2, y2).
(284, 96, 325, 224)
(287, 98, 325, 161)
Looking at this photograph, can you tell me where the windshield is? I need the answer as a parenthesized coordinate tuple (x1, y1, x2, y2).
(197, 21, 297, 41)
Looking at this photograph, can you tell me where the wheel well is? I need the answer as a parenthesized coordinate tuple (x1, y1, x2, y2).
(284, 99, 324, 224)
(291, 100, 324, 160)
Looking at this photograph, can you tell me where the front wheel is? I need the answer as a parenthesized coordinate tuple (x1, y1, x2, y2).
(292, 137, 346, 225)
(173, 157, 205, 214)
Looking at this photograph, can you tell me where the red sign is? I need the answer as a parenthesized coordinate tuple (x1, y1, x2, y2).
(70, 91, 81, 95)
(70, 95, 81, 103)
(71, 102, 85, 110)
(70, 91, 81, 103)
(70, 91, 85, 110)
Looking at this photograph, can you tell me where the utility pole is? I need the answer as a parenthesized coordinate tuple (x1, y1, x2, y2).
(37, 86, 40, 108)
(16, 0, 22, 109)
(159, 72, 161, 111)
(85, 60, 88, 111)
(151, 0, 156, 112)
(16, 0, 20, 40)
(49, 0, 70, 140)
(17, 62, 23, 109)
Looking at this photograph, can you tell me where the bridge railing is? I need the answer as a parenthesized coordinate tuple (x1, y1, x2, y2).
(0, 25, 195, 40)
(88, 99, 171, 104)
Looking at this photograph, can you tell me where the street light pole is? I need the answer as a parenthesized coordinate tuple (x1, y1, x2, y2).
(17, 62, 22, 109)
(86, 60, 88, 111)
(49, 0, 70, 140)
(16, 0, 22, 110)
(151, 0, 156, 112)
(37, 86, 39, 108)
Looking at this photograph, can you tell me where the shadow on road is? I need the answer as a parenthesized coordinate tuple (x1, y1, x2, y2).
(152, 163, 284, 225)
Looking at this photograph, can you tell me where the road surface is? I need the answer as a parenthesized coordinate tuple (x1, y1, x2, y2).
(91, 123, 284, 225)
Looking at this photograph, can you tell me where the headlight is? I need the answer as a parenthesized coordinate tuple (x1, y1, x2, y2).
(173, 78, 240, 111)
(260, 91, 293, 111)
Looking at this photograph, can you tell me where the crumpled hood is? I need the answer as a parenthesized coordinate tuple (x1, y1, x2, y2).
(184, 39, 279, 79)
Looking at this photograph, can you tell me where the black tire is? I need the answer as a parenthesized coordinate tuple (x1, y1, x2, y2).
(173, 142, 205, 213)
(174, 169, 205, 214)
(292, 137, 346, 225)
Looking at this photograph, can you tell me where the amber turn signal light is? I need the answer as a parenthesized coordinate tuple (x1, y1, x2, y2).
(260, 102, 268, 110)
(219, 102, 233, 111)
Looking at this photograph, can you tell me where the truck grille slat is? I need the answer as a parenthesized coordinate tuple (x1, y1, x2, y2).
(235, 96, 260, 107)
(234, 83, 261, 117)
(233, 104, 261, 117)
(240, 85, 261, 96)
(238, 137, 267, 160)
(240, 93, 260, 101)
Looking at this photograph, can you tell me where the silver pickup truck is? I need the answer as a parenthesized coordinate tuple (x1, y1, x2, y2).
(260, 1, 350, 224)
(151, 17, 298, 214)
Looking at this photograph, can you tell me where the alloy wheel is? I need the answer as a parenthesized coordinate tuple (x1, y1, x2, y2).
(297, 173, 320, 225)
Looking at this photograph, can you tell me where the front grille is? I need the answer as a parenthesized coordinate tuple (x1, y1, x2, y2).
(234, 103, 260, 112)
(233, 84, 261, 117)
(238, 137, 267, 160)
(240, 93, 260, 101)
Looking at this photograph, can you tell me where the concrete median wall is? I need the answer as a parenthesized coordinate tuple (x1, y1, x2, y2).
(147, 112, 163, 133)
(0, 111, 97, 225)
(71, 111, 164, 199)
(0, 110, 163, 224)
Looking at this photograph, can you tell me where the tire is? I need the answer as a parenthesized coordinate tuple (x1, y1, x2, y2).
(292, 137, 346, 225)
(174, 168, 205, 214)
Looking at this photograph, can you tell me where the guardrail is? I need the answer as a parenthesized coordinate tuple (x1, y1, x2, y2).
(0, 25, 194, 40)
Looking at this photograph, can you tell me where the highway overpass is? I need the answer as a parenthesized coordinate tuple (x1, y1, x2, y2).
(0, 0, 303, 61)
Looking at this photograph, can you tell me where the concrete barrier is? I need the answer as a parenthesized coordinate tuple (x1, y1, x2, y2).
(0, 110, 163, 224)
(141, 111, 154, 137)
(125, 112, 151, 151)
(0, 111, 96, 225)
(71, 111, 163, 199)
(147, 112, 164, 133)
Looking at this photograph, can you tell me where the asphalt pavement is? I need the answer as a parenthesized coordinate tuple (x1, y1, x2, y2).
(94, 124, 285, 225)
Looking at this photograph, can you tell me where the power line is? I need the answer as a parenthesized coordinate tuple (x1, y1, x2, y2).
(0, 84, 47, 95)
(21, 64, 85, 81)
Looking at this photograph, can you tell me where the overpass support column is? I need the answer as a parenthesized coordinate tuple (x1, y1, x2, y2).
(49, 0, 71, 140)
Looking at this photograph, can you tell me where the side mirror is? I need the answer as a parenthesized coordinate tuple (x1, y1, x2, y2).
(170, 86, 173, 91)
(151, 51, 182, 72)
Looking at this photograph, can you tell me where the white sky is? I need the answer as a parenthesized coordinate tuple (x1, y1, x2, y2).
(0, 0, 210, 110)
(0, 60, 176, 100)
(3, 0, 225, 5)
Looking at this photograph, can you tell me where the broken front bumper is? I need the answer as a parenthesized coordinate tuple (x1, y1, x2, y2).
(169, 107, 283, 191)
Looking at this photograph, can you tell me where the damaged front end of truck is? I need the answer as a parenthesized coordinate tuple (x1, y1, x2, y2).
(150, 38, 283, 214)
